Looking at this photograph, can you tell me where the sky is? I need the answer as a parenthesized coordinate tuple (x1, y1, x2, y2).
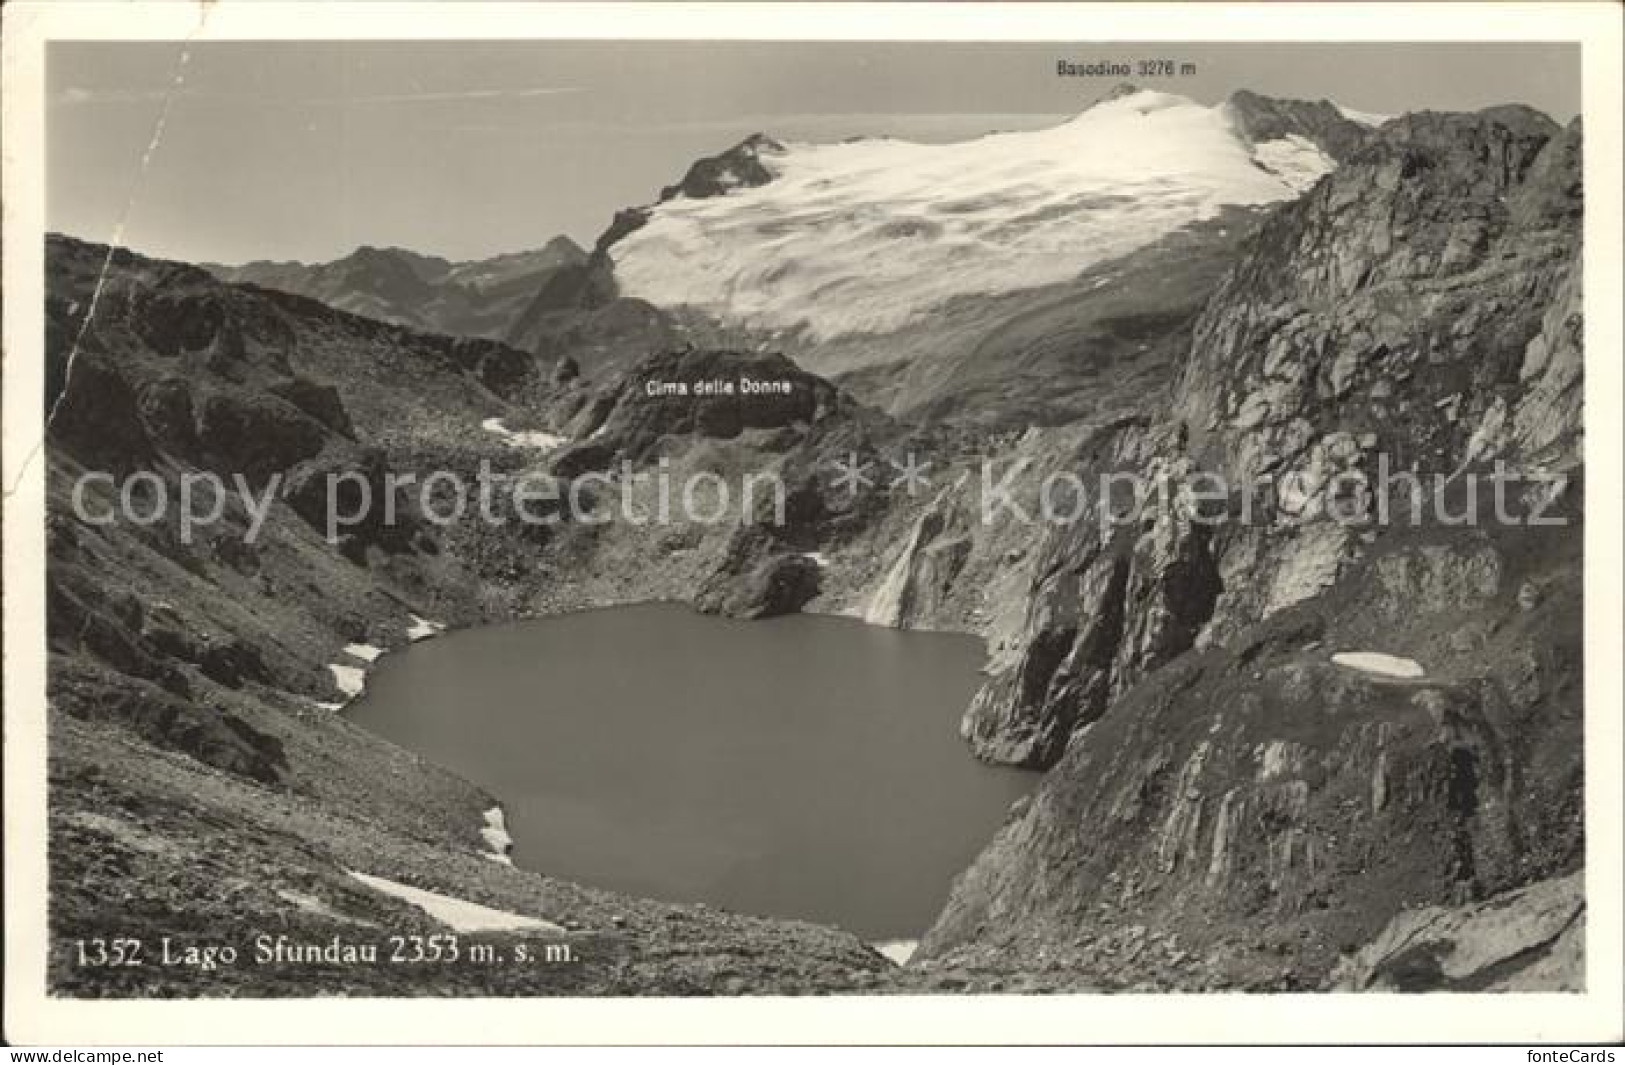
(47, 41, 1580, 265)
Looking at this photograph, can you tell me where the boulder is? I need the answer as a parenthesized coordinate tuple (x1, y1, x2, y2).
(695, 547, 821, 619)
(1331, 872, 1583, 991)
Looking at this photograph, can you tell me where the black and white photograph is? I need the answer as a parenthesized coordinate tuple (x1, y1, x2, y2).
(3, 1, 1622, 1048)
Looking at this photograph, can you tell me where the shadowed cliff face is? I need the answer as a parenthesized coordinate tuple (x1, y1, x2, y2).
(913, 107, 1584, 990)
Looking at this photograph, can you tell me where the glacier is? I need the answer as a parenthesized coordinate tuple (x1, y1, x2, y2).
(610, 89, 1337, 339)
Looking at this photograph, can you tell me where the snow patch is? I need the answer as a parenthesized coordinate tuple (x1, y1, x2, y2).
(344, 642, 383, 663)
(482, 417, 568, 451)
(328, 663, 366, 699)
(277, 889, 370, 926)
(613, 90, 1336, 339)
(874, 939, 918, 966)
(480, 806, 515, 860)
(407, 615, 445, 642)
(346, 871, 563, 934)
(1336, 105, 1393, 128)
(1250, 135, 1336, 190)
(1332, 652, 1425, 679)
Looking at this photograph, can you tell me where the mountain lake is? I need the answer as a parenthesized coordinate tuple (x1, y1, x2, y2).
(347, 603, 1036, 940)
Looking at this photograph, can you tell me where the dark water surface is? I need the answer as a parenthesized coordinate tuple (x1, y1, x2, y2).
(348, 603, 1034, 938)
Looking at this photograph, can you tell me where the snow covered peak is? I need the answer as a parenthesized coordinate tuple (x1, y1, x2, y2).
(609, 93, 1352, 339)
(659, 132, 785, 201)
(1073, 85, 1200, 119)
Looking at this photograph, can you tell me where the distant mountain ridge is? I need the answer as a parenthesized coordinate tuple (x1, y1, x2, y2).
(204, 236, 587, 342)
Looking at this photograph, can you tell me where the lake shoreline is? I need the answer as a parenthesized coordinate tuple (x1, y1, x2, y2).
(345, 600, 1034, 942)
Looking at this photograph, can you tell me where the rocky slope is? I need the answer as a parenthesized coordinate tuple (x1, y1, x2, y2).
(205, 238, 587, 343)
(955, 108, 1582, 767)
(43, 235, 896, 995)
(907, 106, 1585, 990)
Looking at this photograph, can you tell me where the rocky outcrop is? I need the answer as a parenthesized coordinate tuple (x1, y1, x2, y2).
(47, 571, 193, 698)
(958, 492, 1221, 770)
(963, 105, 1582, 769)
(1109, 491, 1223, 695)
(1175, 108, 1580, 488)
(46, 353, 158, 476)
(920, 106, 1585, 992)
(960, 546, 1129, 768)
(280, 449, 425, 560)
(1223, 89, 1374, 162)
(556, 347, 848, 466)
(957, 420, 1202, 768)
(660, 133, 783, 201)
(922, 526, 1584, 990)
(1331, 872, 1584, 992)
(1510, 259, 1583, 463)
(863, 488, 972, 628)
(695, 543, 822, 619)
(51, 658, 287, 786)
(193, 389, 330, 484)
(268, 375, 357, 439)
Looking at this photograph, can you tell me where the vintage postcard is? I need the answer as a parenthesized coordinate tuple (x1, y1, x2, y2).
(3, 1, 1621, 1047)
